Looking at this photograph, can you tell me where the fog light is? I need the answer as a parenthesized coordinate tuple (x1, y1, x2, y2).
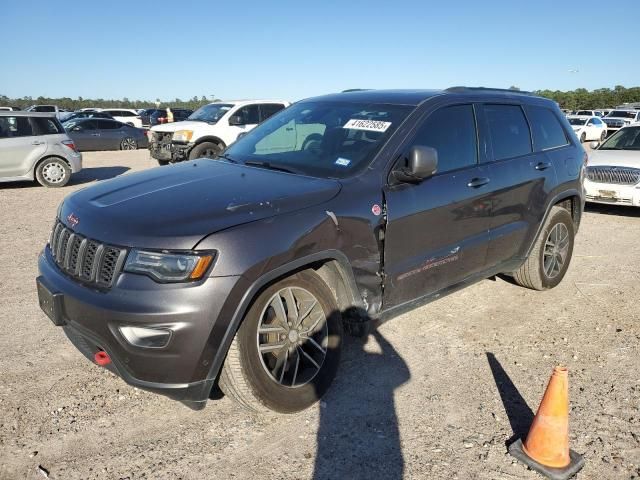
(119, 326, 172, 348)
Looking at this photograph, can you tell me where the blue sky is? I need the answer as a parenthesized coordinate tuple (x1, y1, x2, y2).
(3, 0, 639, 102)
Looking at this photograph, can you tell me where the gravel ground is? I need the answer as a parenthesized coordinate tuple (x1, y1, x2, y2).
(0, 150, 638, 480)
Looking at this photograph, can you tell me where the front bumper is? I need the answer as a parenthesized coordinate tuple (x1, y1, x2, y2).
(37, 247, 242, 409)
(584, 178, 640, 206)
(149, 141, 191, 162)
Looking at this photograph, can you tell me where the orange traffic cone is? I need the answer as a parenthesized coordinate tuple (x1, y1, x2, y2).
(509, 367, 585, 480)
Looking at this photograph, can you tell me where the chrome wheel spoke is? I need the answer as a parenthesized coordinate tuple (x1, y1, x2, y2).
(300, 312, 323, 335)
(283, 287, 298, 324)
(291, 351, 300, 387)
(300, 335, 326, 354)
(276, 349, 289, 383)
(295, 299, 317, 328)
(258, 325, 286, 334)
(259, 342, 286, 354)
(298, 346, 320, 369)
(271, 295, 289, 329)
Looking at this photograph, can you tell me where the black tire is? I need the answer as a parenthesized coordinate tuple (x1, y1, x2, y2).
(600, 130, 607, 142)
(580, 132, 586, 143)
(188, 141, 223, 160)
(120, 137, 137, 150)
(219, 270, 343, 413)
(35, 157, 71, 188)
(512, 206, 574, 290)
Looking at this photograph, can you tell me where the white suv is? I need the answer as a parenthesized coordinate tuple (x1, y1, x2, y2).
(101, 109, 143, 128)
(0, 112, 82, 187)
(148, 100, 289, 164)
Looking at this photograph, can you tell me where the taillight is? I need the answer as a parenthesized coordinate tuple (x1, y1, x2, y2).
(61, 140, 78, 153)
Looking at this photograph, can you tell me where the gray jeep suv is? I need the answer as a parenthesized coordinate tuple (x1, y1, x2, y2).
(36, 88, 585, 413)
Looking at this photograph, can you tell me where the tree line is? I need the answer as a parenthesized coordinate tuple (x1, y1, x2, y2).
(0, 94, 219, 111)
(3, 86, 640, 111)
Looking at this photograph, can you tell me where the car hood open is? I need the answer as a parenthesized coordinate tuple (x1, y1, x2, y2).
(60, 160, 341, 249)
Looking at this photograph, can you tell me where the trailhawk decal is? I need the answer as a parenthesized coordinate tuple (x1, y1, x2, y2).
(397, 251, 460, 281)
(343, 119, 392, 132)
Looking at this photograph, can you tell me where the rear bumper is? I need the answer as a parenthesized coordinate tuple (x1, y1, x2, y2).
(37, 247, 242, 409)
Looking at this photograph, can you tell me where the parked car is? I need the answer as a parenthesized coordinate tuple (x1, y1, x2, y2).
(575, 110, 603, 117)
(24, 105, 69, 120)
(61, 111, 114, 122)
(603, 110, 640, 135)
(63, 118, 148, 151)
(0, 111, 82, 187)
(148, 100, 289, 165)
(101, 109, 143, 128)
(37, 88, 585, 413)
(567, 115, 607, 142)
(0, 106, 21, 111)
(140, 108, 193, 128)
(584, 124, 640, 206)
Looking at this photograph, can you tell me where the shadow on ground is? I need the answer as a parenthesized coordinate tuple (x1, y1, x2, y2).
(585, 203, 640, 218)
(69, 166, 130, 185)
(313, 329, 410, 480)
(486, 352, 534, 446)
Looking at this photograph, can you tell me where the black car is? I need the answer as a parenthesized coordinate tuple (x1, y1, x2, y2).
(140, 108, 193, 127)
(37, 88, 585, 413)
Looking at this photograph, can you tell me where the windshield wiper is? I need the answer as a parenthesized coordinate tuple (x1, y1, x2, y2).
(244, 160, 295, 174)
(215, 154, 238, 163)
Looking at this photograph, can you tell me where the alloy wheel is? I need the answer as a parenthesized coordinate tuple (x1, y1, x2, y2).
(256, 286, 328, 388)
(543, 223, 570, 279)
(121, 138, 136, 150)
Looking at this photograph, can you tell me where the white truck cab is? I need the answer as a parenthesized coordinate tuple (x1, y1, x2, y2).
(148, 100, 289, 164)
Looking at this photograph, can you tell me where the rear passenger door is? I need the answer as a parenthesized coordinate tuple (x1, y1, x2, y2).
(481, 104, 560, 267)
(96, 120, 124, 150)
(259, 103, 286, 122)
(0, 116, 43, 177)
(383, 104, 492, 308)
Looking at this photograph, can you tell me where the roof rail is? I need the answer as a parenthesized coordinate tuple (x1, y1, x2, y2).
(341, 88, 371, 93)
(445, 86, 535, 96)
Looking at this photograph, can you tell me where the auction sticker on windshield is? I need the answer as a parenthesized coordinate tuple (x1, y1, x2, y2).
(343, 119, 392, 132)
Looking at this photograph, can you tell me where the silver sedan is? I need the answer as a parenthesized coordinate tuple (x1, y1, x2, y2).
(63, 118, 148, 151)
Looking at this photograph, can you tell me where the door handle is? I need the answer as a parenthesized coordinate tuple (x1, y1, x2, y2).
(467, 177, 490, 188)
(31, 141, 45, 145)
(535, 162, 552, 171)
(91, 133, 100, 136)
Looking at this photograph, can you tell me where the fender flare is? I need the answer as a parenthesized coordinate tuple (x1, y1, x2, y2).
(205, 250, 363, 383)
(524, 188, 583, 258)
(193, 136, 226, 149)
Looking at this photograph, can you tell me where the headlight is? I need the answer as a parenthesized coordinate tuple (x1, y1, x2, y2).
(172, 130, 194, 142)
(124, 249, 214, 282)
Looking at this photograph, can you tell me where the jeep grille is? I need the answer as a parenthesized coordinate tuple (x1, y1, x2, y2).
(49, 221, 127, 288)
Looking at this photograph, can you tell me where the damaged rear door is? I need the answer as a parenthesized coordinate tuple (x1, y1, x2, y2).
(382, 104, 493, 309)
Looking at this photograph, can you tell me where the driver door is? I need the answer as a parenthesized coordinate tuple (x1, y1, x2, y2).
(382, 104, 492, 309)
(227, 104, 260, 143)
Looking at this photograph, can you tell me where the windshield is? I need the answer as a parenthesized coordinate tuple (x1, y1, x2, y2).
(568, 118, 586, 126)
(607, 111, 637, 119)
(188, 103, 234, 123)
(599, 126, 640, 151)
(224, 101, 414, 179)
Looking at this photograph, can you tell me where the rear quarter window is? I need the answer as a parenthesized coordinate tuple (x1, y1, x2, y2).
(525, 106, 569, 151)
(484, 104, 532, 161)
(31, 117, 63, 135)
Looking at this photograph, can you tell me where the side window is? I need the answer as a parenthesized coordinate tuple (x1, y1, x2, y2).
(31, 117, 63, 135)
(409, 104, 478, 173)
(484, 104, 532, 160)
(587, 118, 594, 125)
(0, 116, 33, 137)
(526, 107, 569, 152)
(260, 104, 286, 122)
(97, 120, 121, 129)
(35, 106, 55, 113)
(76, 120, 97, 131)
(121, 111, 134, 117)
(234, 105, 260, 125)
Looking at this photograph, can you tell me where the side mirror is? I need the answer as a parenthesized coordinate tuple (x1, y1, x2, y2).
(392, 145, 438, 184)
(228, 115, 244, 126)
(72, 126, 82, 132)
(589, 141, 600, 150)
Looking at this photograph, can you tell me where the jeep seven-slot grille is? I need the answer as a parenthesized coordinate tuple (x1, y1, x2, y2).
(49, 221, 127, 288)
(586, 166, 640, 185)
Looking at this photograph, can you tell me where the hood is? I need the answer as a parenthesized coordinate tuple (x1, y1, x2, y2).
(60, 161, 341, 249)
(588, 149, 640, 169)
(150, 120, 213, 133)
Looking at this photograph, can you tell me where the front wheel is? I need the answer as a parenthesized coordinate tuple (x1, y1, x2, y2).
(600, 130, 607, 142)
(188, 141, 223, 160)
(35, 158, 71, 187)
(580, 132, 586, 143)
(512, 206, 574, 290)
(219, 271, 343, 413)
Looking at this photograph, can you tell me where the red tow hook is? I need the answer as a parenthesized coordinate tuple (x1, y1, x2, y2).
(94, 350, 112, 366)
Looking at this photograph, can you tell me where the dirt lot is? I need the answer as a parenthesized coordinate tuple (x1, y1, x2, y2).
(0, 150, 638, 480)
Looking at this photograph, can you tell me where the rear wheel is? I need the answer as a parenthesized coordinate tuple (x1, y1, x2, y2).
(219, 271, 342, 413)
(188, 141, 223, 160)
(512, 206, 574, 290)
(35, 158, 71, 187)
(120, 137, 137, 150)
(600, 130, 607, 141)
